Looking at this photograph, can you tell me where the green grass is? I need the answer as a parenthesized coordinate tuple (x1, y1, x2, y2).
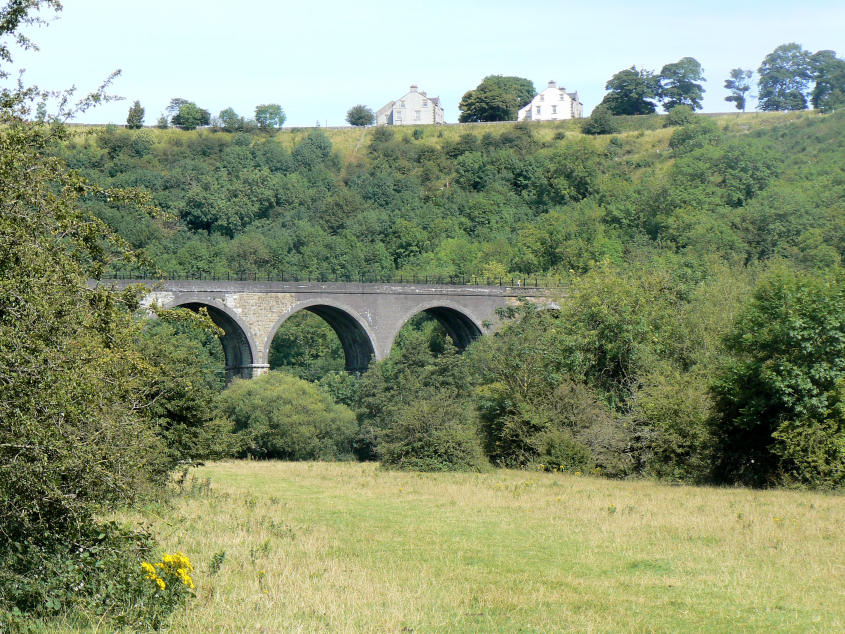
(67, 110, 824, 165)
(121, 461, 845, 632)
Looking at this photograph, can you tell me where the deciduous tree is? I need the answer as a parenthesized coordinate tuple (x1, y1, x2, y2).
(810, 49, 845, 113)
(598, 66, 660, 115)
(659, 56, 705, 111)
(758, 43, 812, 111)
(219, 106, 245, 131)
(458, 75, 535, 122)
(724, 68, 753, 111)
(254, 103, 285, 129)
(171, 101, 210, 129)
(346, 104, 375, 126)
(711, 266, 845, 487)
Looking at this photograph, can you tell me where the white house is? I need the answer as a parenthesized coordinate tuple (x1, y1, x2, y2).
(517, 81, 583, 121)
(376, 84, 445, 125)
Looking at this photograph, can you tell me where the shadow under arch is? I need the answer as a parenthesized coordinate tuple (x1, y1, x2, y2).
(266, 301, 377, 374)
(166, 298, 257, 382)
(393, 301, 484, 354)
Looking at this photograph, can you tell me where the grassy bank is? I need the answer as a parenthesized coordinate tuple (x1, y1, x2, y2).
(122, 461, 843, 632)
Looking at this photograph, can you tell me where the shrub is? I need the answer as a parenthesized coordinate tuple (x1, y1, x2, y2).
(216, 371, 358, 460)
(664, 104, 695, 127)
(378, 397, 488, 472)
(0, 523, 193, 631)
(581, 107, 619, 135)
(668, 118, 722, 153)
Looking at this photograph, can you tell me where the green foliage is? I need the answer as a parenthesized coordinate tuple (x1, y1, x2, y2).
(136, 307, 229, 463)
(378, 397, 488, 472)
(172, 101, 211, 129)
(581, 106, 619, 135)
(353, 316, 474, 461)
(0, 522, 193, 631)
(659, 57, 705, 111)
(126, 99, 144, 129)
(664, 104, 695, 127)
(219, 106, 247, 131)
(216, 371, 357, 460)
(459, 75, 535, 122)
(269, 310, 344, 381)
(255, 103, 285, 129)
(724, 68, 753, 111)
(711, 266, 845, 487)
(346, 104, 375, 126)
(758, 43, 812, 111)
(599, 66, 660, 115)
(0, 3, 199, 628)
(810, 50, 845, 112)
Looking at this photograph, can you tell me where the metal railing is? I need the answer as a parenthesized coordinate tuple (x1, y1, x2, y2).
(102, 270, 565, 289)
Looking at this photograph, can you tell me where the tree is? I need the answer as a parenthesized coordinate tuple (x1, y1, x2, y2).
(810, 50, 845, 113)
(711, 266, 845, 487)
(126, 99, 144, 128)
(458, 75, 535, 122)
(758, 43, 812, 111)
(598, 66, 660, 115)
(659, 57, 705, 111)
(254, 103, 285, 129)
(219, 106, 245, 131)
(346, 104, 375, 126)
(724, 68, 753, 111)
(171, 101, 210, 129)
(215, 371, 357, 460)
(0, 3, 203, 626)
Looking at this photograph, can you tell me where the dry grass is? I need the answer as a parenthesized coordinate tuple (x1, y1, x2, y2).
(120, 461, 845, 632)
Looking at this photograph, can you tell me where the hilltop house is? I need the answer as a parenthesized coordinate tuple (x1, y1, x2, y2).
(376, 84, 445, 125)
(517, 81, 583, 121)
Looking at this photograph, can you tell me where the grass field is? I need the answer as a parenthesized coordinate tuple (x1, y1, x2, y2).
(67, 109, 821, 165)
(123, 461, 844, 632)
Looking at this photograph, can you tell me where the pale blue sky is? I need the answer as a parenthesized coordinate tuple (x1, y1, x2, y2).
(11, 0, 845, 126)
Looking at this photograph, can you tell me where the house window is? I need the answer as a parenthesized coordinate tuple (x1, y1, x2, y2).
(414, 110, 421, 121)
(560, 93, 565, 100)
(539, 94, 544, 101)
(422, 100, 428, 107)
(536, 106, 541, 115)
(400, 101, 406, 108)
(552, 105, 557, 114)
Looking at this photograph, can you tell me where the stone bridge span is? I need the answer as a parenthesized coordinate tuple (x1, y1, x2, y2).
(115, 280, 556, 380)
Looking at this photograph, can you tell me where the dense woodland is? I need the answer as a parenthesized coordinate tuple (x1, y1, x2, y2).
(57, 109, 845, 489)
(2, 1, 844, 628)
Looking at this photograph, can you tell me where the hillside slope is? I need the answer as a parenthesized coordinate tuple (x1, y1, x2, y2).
(62, 111, 843, 279)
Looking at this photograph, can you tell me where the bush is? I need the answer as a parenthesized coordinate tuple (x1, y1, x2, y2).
(378, 397, 488, 472)
(581, 107, 619, 135)
(0, 523, 193, 631)
(216, 371, 358, 460)
(664, 104, 695, 127)
(668, 118, 722, 153)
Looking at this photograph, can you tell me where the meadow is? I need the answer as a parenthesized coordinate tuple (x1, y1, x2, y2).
(125, 461, 844, 632)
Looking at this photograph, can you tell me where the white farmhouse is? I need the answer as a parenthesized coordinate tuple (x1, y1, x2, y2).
(376, 84, 445, 125)
(517, 81, 583, 121)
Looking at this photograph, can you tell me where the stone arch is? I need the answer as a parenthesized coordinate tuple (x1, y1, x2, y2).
(389, 300, 485, 356)
(165, 295, 259, 381)
(265, 300, 377, 373)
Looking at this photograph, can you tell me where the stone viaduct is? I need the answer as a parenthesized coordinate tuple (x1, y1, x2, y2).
(112, 279, 557, 380)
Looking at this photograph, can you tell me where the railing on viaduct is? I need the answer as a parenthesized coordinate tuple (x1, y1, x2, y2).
(109, 276, 562, 381)
(105, 270, 565, 290)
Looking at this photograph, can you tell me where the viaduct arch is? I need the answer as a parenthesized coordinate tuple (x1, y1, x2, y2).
(116, 280, 555, 379)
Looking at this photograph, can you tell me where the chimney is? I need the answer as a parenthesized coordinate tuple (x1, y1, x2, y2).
(548, 80, 557, 89)
(410, 84, 418, 92)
